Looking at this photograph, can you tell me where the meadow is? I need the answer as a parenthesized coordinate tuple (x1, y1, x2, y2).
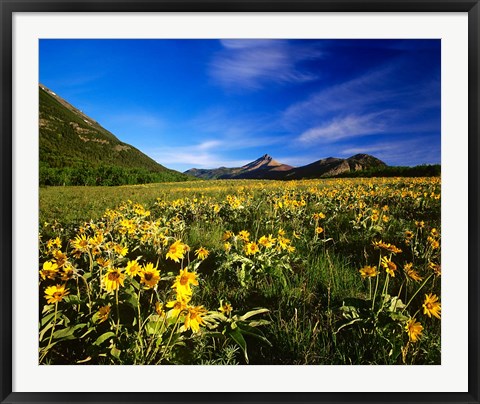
(39, 177, 441, 365)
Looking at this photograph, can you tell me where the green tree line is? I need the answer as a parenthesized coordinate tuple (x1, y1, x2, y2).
(332, 164, 441, 178)
(40, 163, 192, 186)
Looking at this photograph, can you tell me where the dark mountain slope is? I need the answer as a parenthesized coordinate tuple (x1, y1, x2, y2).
(184, 154, 293, 180)
(39, 84, 189, 185)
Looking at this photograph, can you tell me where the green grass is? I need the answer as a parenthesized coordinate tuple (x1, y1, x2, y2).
(39, 177, 441, 365)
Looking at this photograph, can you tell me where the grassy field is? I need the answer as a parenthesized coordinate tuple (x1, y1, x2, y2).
(39, 177, 441, 365)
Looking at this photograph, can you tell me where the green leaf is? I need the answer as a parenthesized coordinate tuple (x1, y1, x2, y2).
(237, 323, 272, 347)
(146, 320, 165, 336)
(94, 331, 116, 346)
(42, 304, 54, 314)
(76, 356, 92, 364)
(79, 328, 94, 339)
(203, 312, 228, 322)
(339, 305, 360, 320)
(390, 312, 409, 322)
(247, 319, 270, 327)
(130, 278, 141, 290)
(388, 297, 406, 312)
(52, 323, 86, 340)
(335, 318, 364, 334)
(40, 311, 57, 327)
(238, 308, 269, 321)
(39, 323, 55, 342)
(227, 327, 248, 364)
(110, 345, 121, 359)
(63, 295, 81, 305)
(124, 289, 138, 309)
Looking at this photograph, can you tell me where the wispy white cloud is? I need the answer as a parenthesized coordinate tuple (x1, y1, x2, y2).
(210, 39, 321, 90)
(188, 107, 288, 149)
(147, 144, 250, 171)
(299, 113, 389, 143)
(146, 126, 288, 171)
(283, 64, 439, 130)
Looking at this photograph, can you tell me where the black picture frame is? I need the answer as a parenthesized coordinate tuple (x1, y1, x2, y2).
(1, 1, 479, 403)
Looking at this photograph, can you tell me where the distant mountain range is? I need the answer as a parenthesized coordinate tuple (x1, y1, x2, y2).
(185, 153, 387, 180)
(39, 83, 435, 186)
(39, 84, 189, 185)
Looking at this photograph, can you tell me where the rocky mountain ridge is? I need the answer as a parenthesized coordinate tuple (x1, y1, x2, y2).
(185, 153, 387, 180)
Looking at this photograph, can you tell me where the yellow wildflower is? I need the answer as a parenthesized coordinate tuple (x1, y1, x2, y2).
(219, 301, 233, 315)
(96, 305, 111, 323)
(184, 305, 207, 333)
(103, 267, 125, 292)
(140, 263, 160, 289)
(405, 318, 423, 342)
(245, 241, 259, 255)
(404, 263, 423, 282)
(238, 230, 250, 242)
(359, 265, 377, 279)
(71, 234, 89, 252)
(195, 247, 209, 260)
(381, 257, 397, 277)
(172, 268, 199, 298)
(423, 294, 441, 319)
(40, 261, 58, 280)
(125, 260, 142, 277)
(44, 284, 69, 304)
(166, 240, 186, 262)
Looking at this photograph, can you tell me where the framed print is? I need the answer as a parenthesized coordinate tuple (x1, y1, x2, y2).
(1, 1, 479, 403)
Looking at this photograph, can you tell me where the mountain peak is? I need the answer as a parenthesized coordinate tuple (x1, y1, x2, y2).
(185, 152, 386, 180)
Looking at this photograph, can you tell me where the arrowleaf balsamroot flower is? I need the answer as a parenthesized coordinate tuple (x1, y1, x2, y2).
(125, 260, 142, 277)
(219, 301, 233, 315)
(184, 305, 207, 333)
(140, 263, 160, 289)
(195, 247, 209, 260)
(40, 261, 58, 280)
(71, 234, 89, 252)
(423, 294, 441, 319)
(166, 297, 188, 319)
(172, 268, 199, 298)
(405, 318, 423, 342)
(259, 235, 275, 248)
(166, 240, 186, 262)
(245, 241, 259, 256)
(381, 256, 398, 277)
(44, 284, 69, 304)
(372, 240, 402, 254)
(238, 230, 250, 242)
(404, 263, 423, 282)
(103, 267, 125, 292)
(96, 305, 111, 323)
(359, 265, 377, 279)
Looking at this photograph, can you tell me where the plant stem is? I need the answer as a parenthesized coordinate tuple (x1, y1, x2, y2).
(371, 253, 382, 310)
(402, 273, 434, 312)
(79, 275, 92, 314)
(115, 288, 120, 336)
(41, 302, 58, 363)
(156, 312, 182, 364)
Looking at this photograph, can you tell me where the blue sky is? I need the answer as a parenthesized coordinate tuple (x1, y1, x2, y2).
(39, 39, 440, 172)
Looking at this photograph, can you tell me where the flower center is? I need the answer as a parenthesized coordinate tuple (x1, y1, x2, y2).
(108, 272, 120, 281)
(180, 275, 189, 285)
(144, 273, 153, 281)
